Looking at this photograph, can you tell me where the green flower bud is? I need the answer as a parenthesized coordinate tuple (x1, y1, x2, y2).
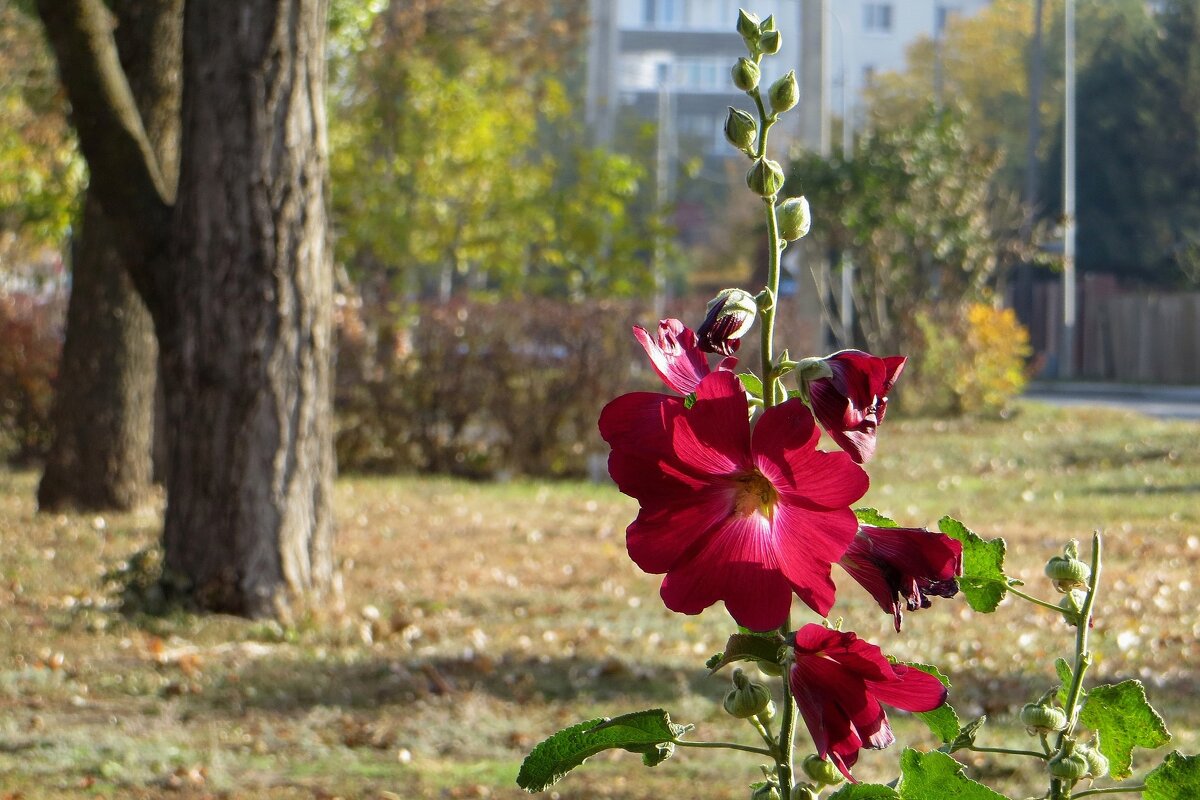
(801, 754, 844, 787)
(1059, 589, 1086, 626)
(732, 57, 761, 92)
(1049, 746, 1089, 783)
(725, 107, 757, 152)
(759, 14, 776, 32)
(1045, 554, 1091, 593)
(746, 158, 785, 197)
(1021, 702, 1068, 735)
(791, 786, 820, 800)
(724, 667, 774, 719)
(1082, 744, 1109, 779)
(757, 660, 784, 677)
(769, 70, 799, 114)
(750, 782, 781, 800)
(759, 30, 782, 55)
(777, 196, 811, 240)
(737, 9, 762, 41)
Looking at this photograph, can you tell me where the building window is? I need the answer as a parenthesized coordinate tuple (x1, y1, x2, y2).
(863, 2, 894, 33)
(862, 65, 877, 86)
(935, 5, 960, 34)
(643, 0, 684, 29)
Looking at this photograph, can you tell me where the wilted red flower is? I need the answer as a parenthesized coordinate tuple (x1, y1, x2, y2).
(839, 525, 963, 632)
(598, 371, 869, 631)
(633, 318, 735, 395)
(789, 624, 948, 780)
(808, 350, 906, 464)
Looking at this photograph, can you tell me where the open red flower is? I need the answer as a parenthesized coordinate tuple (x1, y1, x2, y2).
(839, 525, 963, 631)
(789, 624, 948, 780)
(598, 371, 869, 631)
(633, 319, 736, 395)
(808, 350, 906, 464)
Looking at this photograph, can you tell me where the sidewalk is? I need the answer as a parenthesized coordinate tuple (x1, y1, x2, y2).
(1024, 381, 1200, 420)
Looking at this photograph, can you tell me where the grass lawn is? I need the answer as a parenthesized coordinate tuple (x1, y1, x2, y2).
(0, 400, 1197, 799)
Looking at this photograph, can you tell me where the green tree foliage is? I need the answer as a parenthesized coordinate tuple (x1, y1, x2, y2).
(329, 0, 662, 299)
(0, 0, 84, 266)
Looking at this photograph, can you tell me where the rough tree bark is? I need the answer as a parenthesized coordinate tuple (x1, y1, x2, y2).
(37, 0, 181, 512)
(37, 0, 335, 618)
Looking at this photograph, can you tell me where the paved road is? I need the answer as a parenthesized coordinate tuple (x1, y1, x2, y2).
(1024, 382, 1200, 421)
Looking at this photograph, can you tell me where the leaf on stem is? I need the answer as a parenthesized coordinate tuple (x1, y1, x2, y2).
(739, 372, 764, 400)
(1054, 657, 1082, 709)
(896, 749, 1010, 800)
(855, 507, 899, 528)
(1144, 751, 1200, 799)
(950, 715, 988, 753)
(516, 709, 689, 792)
(1078, 680, 1171, 780)
(937, 517, 1010, 613)
(903, 663, 960, 744)
(828, 784, 900, 799)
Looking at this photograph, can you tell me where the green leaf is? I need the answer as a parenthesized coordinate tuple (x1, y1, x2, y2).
(708, 632, 787, 673)
(897, 749, 1011, 800)
(949, 715, 987, 753)
(937, 517, 1009, 613)
(1145, 751, 1200, 800)
(1078, 680, 1171, 780)
(516, 709, 687, 792)
(739, 372, 764, 399)
(904, 663, 959, 744)
(1054, 657, 1079, 708)
(855, 507, 899, 528)
(829, 784, 900, 799)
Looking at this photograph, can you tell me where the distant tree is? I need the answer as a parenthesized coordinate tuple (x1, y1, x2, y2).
(37, 0, 181, 512)
(38, 0, 334, 617)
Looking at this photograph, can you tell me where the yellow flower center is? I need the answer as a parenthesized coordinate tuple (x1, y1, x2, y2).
(733, 471, 778, 519)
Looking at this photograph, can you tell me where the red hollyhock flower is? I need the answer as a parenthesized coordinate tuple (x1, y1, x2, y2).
(633, 319, 736, 395)
(839, 525, 963, 632)
(598, 371, 869, 631)
(789, 624, 948, 780)
(696, 289, 757, 356)
(808, 350, 907, 464)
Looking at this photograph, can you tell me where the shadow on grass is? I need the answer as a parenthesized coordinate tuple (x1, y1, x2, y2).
(1074, 483, 1200, 496)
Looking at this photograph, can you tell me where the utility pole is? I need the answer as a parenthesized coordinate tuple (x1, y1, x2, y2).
(1060, 0, 1077, 379)
(652, 74, 676, 317)
(1016, 0, 1046, 328)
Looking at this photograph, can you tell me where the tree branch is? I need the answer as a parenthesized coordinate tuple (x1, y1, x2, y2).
(35, 0, 172, 265)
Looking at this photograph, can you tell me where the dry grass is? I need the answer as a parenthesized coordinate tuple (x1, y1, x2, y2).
(0, 400, 1197, 799)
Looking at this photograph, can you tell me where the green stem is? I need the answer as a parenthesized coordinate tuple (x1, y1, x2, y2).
(749, 715, 779, 756)
(673, 739, 775, 758)
(967, 744, 1050, 760)
(1008, 585, 1074, 616)
(776, 619, 796, 800)
(1072, 785, 1147, 798)
(760, 198, 782, 406)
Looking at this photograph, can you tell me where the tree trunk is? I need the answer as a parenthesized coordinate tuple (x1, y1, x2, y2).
(37, 0, 181, 512)
(159, 0, 334, 617)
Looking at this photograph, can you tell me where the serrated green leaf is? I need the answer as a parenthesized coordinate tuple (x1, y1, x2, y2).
(709, 632, 786, 673)
(739, 373, 764, 399)
(855, 507, 899, 528)
(1145, 751, 1200, 800)
(1078, 680, 1171, 779)
(897, 749, 1011, 800)
(903, 663, 960, 744)
(937, 517, 1009, 613)
(1054, 658, 1079, 708)
(950, 715, 987, 753)
(829, 784, 900, 799)
(516, 709, 685, 792)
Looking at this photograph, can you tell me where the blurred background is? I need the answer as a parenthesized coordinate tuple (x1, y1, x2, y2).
(1, 1, 1198, 798)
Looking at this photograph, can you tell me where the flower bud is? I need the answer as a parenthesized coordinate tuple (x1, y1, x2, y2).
(1059, 589, 1086, 626)
(1020, 702, 1068, 735)
(750, 782, 780, 800)
(1082, 744, 1109, 779)
(791, 786, 820, 800)
(769, 70, 799, 114)
(737, 9, 761, 41)
(759, 14, 776, 32)
(801, 754, 844, 787)
(697, 288, 757, 355)
(732, 57, 761, 92)
(1049, 746, 1089, 783)
(724, 667, 774, 719)
(725, 107, 757, 152)
(759, 30, 781, 55)
(746, 158, 785, 197)
(777, 196, 811, 240)
(1045, 554, 1091, 593)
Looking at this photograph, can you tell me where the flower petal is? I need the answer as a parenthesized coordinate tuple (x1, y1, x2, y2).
(633, 320, 711, 395)
(753, 399, 870, 509)
(865, 663, 949, 713)
(671, 371, 753, 476)
(770, 503, 858, 617)
(626, 485, 735, 573)
(659, 514, 794, 631)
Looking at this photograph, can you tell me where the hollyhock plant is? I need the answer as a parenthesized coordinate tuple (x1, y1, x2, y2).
(632, 318, 736, 395)
(788, 624, 948, 780)
(839, 524, 963, 631)
(806, 350, 907, 464)
(599, 370, 868, 631)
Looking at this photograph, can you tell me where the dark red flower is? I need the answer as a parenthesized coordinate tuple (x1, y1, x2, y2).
(633, 319, 735, 395)
(808, 350, 907, 464)
(789, 624, 948, 780)
(598, 371, 868, 631)
(839, 525, 963, 632)
(696, 288, 757, 356)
